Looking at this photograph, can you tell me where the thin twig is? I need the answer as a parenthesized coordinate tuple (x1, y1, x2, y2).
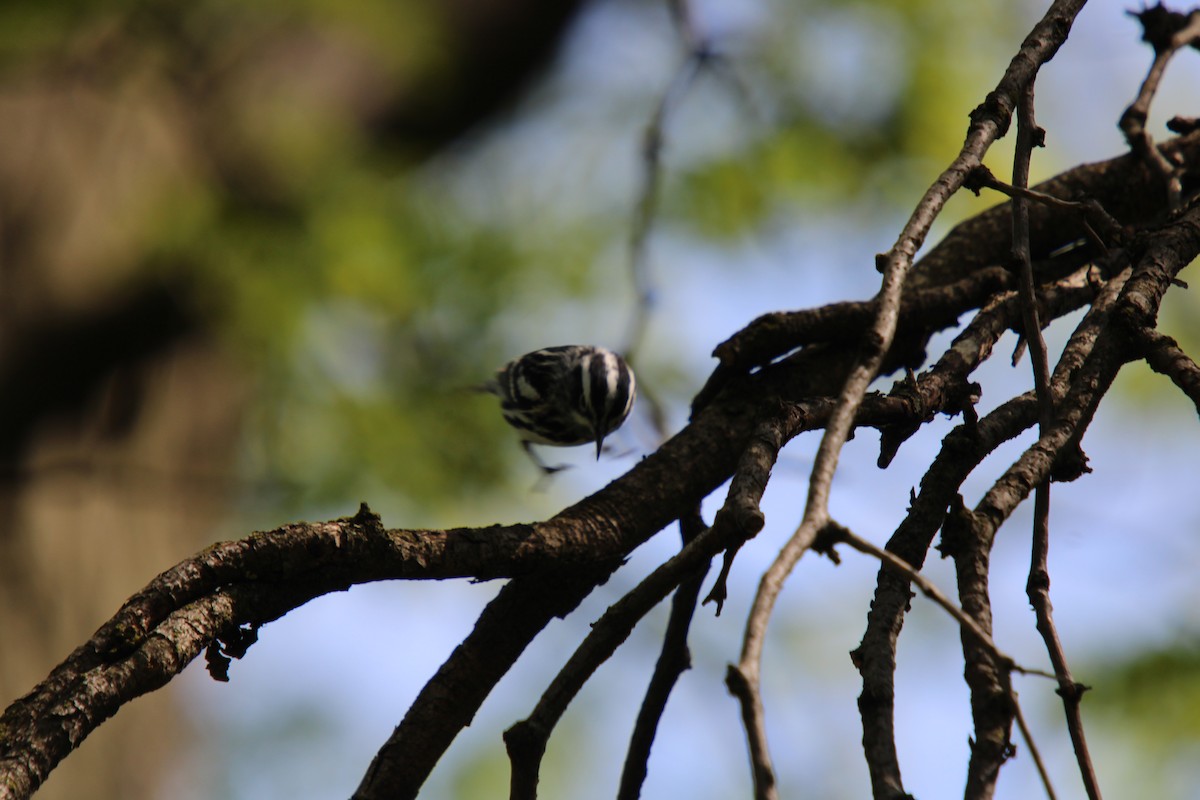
(966, 165, 1122, 255)
(851, 245, 1137, 799)
(828, 522, 1052, 679)
(625, 2, 736, 440)
(505, 402, 808, 798)
(855, 395, 1038, 798)
(502, 519, 718, 799)
(623, 44, 702, 441)
(957, 195, 1200, 798)
(1119, 7, 1200, 211)
(617, 509, 711, 800)
(729, 3, 1089, 795)
(1014, 82, 1104, 800)
(834, 519, 1059, 795)
(879, 268, 1096, 466)
(1013, 696, 1059, 800)
(702, 411, 798, 613)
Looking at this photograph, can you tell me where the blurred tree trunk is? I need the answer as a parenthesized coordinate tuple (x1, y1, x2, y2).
(0, 70, 246, 800)
(0, 2, 586, 796)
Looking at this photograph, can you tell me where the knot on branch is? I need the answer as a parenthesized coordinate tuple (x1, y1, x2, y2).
(969, 92, 1014, 138)
(1168, 115, 1200, 135)
(877, 370, 981, 468)
(352, 501, 383, 530)
(730, 505, 766, 538)
(1050, 442, 1092, 483)
(936, 495, 977, 560)
(963, 164, 997, 195)
(811, 522, 844, 564)
(94, 616, 145, 661)
(1054, 680, 1093, 704)
(877, 369, 928, 468)
(1130, 4, 1200, 54)
(503, 719, 549, 799)
(205, 622, 260, 682)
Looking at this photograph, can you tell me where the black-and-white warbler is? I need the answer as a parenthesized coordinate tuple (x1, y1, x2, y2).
(483, 345, 636, 473)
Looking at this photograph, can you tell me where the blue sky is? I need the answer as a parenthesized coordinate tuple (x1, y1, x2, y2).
(174, 2, 1200, 798)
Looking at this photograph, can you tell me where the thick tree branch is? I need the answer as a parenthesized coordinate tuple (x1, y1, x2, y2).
(0, 366, 983, 800)
(950, 510, 1015, 800)
(712, 134, 1200, 382)
(3, 100, 1197, 800)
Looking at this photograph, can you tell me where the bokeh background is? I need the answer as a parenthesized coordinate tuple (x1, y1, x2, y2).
(1, 0, 1199, 798)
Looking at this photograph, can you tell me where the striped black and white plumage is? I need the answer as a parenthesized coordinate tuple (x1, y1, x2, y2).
(485, 345, 636, 471)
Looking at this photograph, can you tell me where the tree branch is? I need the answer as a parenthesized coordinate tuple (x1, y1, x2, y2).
(730, 3, 1090, 795)
(1119, 5, 1200, 211)
(617, 509, 711, 800)
(1135, 328, 1200, 415)
(949, 505, 1016, 800)
(1013, 79, 1104, 800)
(2, 117, 1196, 800)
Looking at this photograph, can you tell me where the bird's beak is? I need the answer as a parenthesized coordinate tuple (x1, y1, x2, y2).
(595, 432, 604, 460)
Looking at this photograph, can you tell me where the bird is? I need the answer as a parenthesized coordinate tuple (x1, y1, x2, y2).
(482, 345, 636, 473)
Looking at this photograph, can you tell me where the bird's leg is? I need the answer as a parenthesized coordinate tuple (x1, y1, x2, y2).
(522, 440, 569, 476)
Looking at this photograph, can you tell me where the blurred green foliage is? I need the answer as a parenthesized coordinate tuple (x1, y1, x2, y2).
(10, 2, 1200, 799)
(1091, 644, 1200, 744)
(0, 0, 1053, 521)
(1082, 643, 1200, 797)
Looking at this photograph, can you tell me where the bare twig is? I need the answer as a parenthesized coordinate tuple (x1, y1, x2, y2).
(978, 203, 1200, 542)
(1013, 82, 1104, 800)
(502, 518, 719, 800)
(828, 522, 1051, 679)
(701, 410, 798, 613)
(879, 268, 1097, 466)
(505, 405, 804, 799)
(729, 3, 1089, 794)
(625, 1, 749, 439)
(832, 519, 1059, 797)
(1119, 6, 1200, 211)
(853, 252, 1141, 798)
(617, 509, 711, 800)
(856, 396, 1038, 798)
(707, 131, 1200, 407)
(624, 40, 705, 439)
(1013, 697, 1059, 800)
(941, 201, 1200, 799)
(966, 164, 1123, 255)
